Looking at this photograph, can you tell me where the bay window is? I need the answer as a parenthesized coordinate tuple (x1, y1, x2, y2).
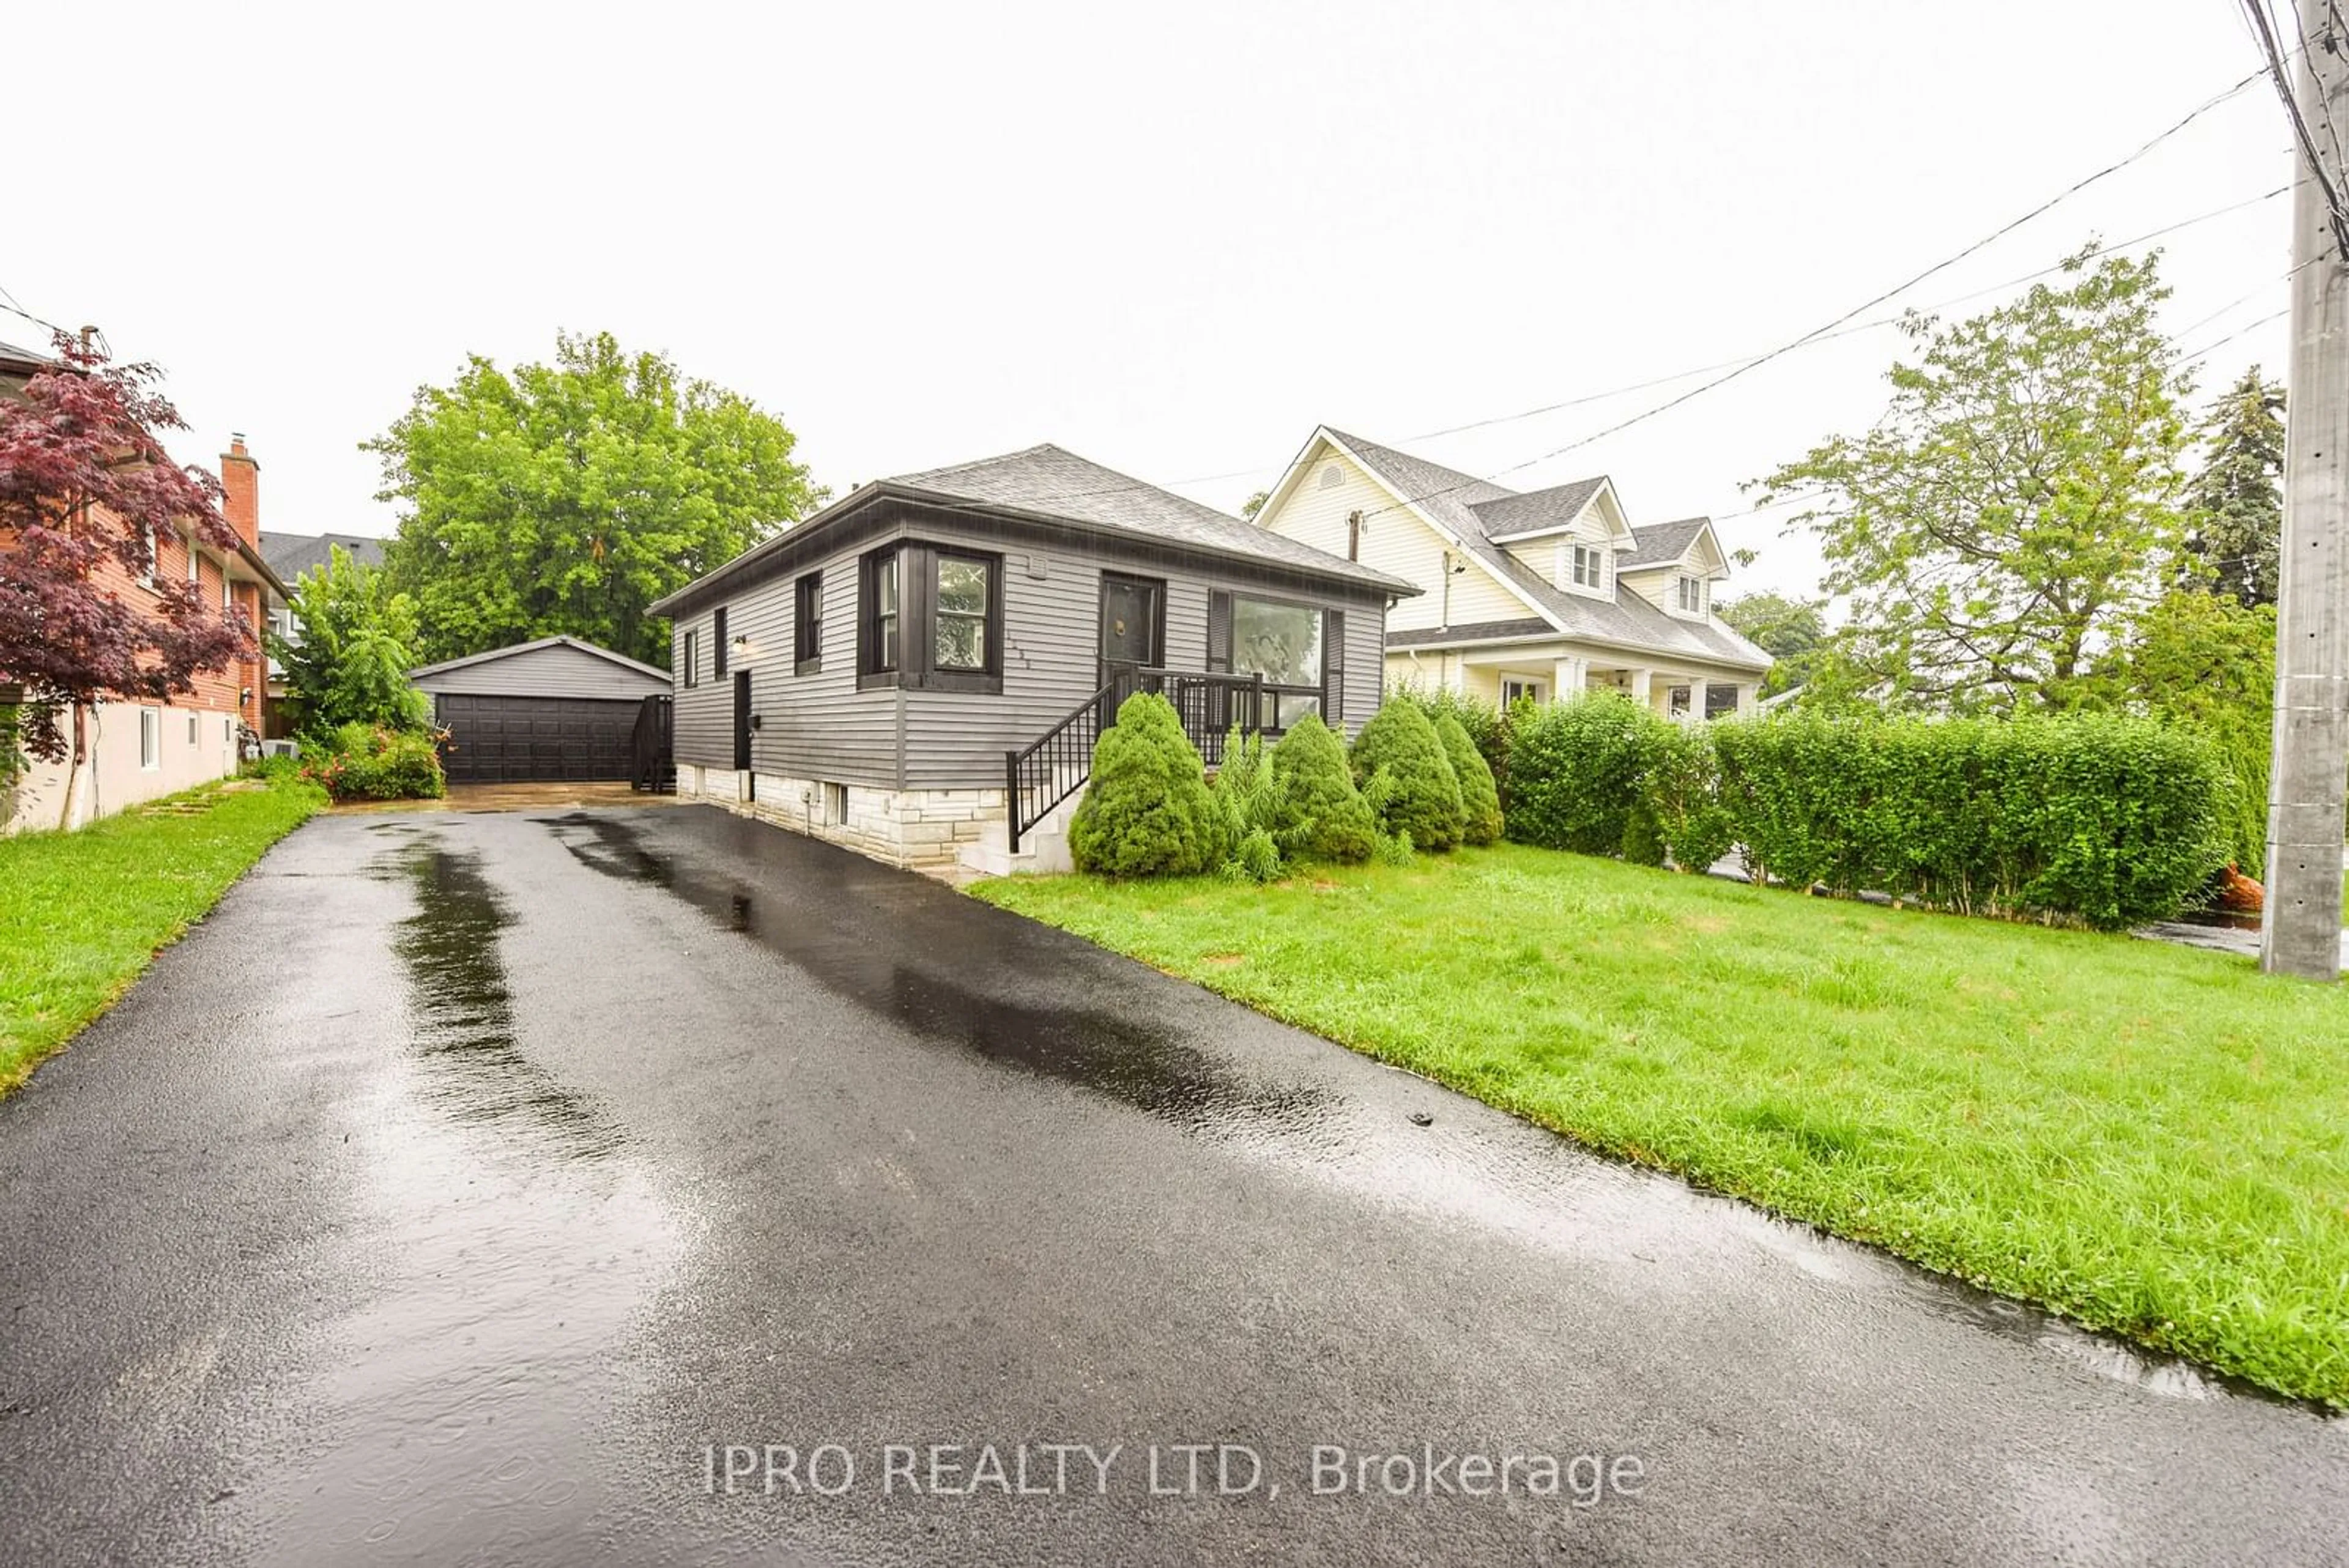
(859, 542, 1003, 693)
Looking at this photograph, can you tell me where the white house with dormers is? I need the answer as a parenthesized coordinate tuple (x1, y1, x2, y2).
(1252, 428, 1773, 718)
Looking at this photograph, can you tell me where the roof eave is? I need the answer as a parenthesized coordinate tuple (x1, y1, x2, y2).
(650, 477, 1420, 617)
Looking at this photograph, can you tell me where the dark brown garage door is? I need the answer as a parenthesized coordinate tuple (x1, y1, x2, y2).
(436, 694, 643, 784)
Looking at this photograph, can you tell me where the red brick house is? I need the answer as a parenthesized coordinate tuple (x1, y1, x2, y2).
(2, 338, 289, 831)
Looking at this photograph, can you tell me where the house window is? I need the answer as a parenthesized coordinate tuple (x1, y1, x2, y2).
(682, 628, 699, 688)
(139, 708, 160, 770)
(185, 532, 200, 583)
(1500, 677, 1544, 707)
(1226, 593, 1328, 730)
(223, 572, 235, 611)
(713, 606, 729, 677)
(795, 572, 823, 674)
(1677, 574, 1704, 613)
(859, 543, 1004, 693)
(1570, 544, 1606, 590)
(187, 713, 199, 745)
(139, 522, 158, 585)
(934, 553, 990, 671)
(864, 550, 899, 675)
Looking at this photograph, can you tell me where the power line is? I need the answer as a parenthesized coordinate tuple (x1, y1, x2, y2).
(1354, 64, 2284, 522)
(2240, 0, 2349, 253)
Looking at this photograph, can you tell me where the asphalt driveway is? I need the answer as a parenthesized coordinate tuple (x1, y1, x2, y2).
(1, 804, 2342, 1566)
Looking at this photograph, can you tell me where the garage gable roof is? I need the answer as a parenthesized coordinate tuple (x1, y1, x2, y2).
(410, 634, 670, 689)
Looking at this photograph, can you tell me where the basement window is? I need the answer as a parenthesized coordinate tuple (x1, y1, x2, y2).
(139, 708, 161, 770)
(823, 781, 848, 825)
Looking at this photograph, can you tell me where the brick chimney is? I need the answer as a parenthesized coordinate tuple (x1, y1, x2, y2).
(220, 432, 259, 548)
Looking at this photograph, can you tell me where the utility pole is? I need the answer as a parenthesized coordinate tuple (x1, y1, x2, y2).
(2265, 7, 2349, 978)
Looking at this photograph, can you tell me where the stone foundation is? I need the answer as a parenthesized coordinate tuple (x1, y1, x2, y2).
(679, 767, 1006, 870)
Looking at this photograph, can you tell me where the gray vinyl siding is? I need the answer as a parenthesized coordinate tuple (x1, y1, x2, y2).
(670, 557, 902, 788)
(413, 641, 670, 700)
(898, 520, 1383, 790)
(666, 503, 1392, 790)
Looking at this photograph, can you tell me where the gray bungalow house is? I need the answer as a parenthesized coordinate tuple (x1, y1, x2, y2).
(648, 444, 1417, 874)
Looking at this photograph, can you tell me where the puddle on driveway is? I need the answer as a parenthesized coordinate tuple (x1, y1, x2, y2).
(541, 811, 1330, 1134)
(536, 811, 2306, 1411)
(251, 830, 680, 1567)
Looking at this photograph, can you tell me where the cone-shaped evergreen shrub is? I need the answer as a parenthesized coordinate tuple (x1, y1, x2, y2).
(1433, 713, 1502, 845)
(1266, 713, 1376, 863)
(1068, 693, 1220, 877)
(1349, 698, 1464, 852)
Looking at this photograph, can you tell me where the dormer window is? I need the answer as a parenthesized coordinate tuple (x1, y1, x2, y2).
(1677, 574, 1704, 613)
(1570, 544, 1606, 590)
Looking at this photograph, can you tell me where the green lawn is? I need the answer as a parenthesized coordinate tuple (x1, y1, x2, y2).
(973, 846, 2349, 1406)
(0, 776, 324, 1094)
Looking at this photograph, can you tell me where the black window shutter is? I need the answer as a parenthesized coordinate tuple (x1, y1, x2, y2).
(714, 606, 729, 676)
(1207, 591, 1232, 673)
(1323, 608, 1345, 725)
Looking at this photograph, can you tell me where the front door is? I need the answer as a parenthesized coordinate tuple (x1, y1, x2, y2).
(1098, 573, 1165, 691)
(732, 670, 752, 773)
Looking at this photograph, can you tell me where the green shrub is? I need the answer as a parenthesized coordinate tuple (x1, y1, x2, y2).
(1069, 693, 1221, 878)
(1620, 799, 1667, 867)
(1389, 684, 1513, 796)
(1502, 693, 1667, 854)
(1433, 714, 1503, 845)
(1267, 713, 1376, 863)
(1350, 698, 1464, 852)
(1639, 719, 1737, 873)
(1211, 727, 1278, 845)
(301, 723, 446, 802)
(1712, 711, 2228, 928)
(1222, 827, 1283, 884)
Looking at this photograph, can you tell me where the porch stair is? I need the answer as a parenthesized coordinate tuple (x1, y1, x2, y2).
(959, 790, 1083, 877)
(973, 666, 1267, 877)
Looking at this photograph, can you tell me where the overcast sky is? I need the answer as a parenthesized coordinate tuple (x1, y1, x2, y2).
(2, 0, 2300, 601)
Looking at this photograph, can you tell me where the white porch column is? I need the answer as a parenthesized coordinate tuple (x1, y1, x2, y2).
(1625, 667, 1653, 706)
(1551, 655, 1587, 701)
(1735, 682, 1758, 718)
(1688, 677, 1709, 721)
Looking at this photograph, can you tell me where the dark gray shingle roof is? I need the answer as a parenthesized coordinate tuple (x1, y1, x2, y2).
(1468, 478, 1608, 538)
(259, 531, 387, 581)
(891, 444, 1416, 593)
(1622, 518, 1712, 570)
(1323, 429, 1769, 671)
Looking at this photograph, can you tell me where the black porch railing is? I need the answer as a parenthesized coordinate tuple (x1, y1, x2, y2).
(1004, 667, 1266, 852)
(631, 693, 675, 793)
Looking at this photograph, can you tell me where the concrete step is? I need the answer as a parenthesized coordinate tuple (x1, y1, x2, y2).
(960, 789, 1082, 877)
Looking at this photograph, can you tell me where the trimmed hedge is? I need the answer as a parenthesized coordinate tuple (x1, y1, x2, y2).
(1434, 714, 1504, 845)
(1497, 699, 2228, 928)
(1712, 712, 2230, 929)
(1350, 699, 1466, 852)
(1070, 693, 1223, 877)
(1268, 713, 1376, 864)
(1503, 693, 1663, 853)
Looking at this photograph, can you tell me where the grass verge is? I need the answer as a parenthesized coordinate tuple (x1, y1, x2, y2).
(973, 845, 2349, 1406)
(0, 776, 325, 1095)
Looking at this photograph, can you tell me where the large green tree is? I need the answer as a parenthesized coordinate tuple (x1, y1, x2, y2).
(367, 331, 823, 666)
(1754, 251, 2194, 712)
(1716, 591, 1828, 698)
(268, 545, 432, 738)
(2181, 365, 2284, 609)
(2087, 588, 2275, 874)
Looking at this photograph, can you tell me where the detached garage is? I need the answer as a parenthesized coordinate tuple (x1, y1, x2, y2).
(411, 636, 672, 784)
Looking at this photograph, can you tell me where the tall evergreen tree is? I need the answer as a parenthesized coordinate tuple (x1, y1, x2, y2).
(2181, 365, 2284, 609)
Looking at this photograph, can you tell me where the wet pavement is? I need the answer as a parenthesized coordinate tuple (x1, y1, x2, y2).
(1, 804, 2343, 1567)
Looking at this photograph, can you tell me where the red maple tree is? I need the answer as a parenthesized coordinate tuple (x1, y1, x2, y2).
(0, 332, 253, 785)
